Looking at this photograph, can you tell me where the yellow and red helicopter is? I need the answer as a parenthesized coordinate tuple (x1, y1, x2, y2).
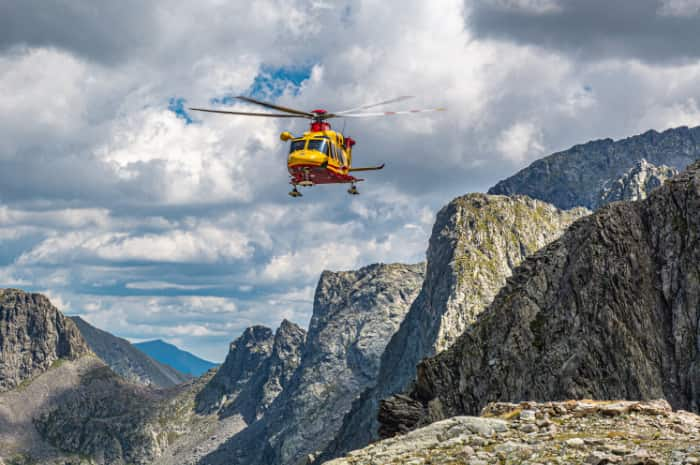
(190, 96, 445, 197)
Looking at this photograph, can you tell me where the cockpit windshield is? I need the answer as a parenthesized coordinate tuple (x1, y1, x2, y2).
(307, 139, 328, 154)
(290, 139, 306, 153)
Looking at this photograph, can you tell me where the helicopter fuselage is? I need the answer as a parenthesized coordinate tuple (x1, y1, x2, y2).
(284, 129, 360, 186)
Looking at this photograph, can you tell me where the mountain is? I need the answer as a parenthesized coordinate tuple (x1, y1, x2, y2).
(599, 158, 677, 204)
(0, 289, 89, 392)
(70, 316, 191, 388)
(379, 160, 700, 437)
(195, 320, 306, 423)
(135, 339, 217, 376)
(488, 126, 700, 210)
(324, 400, 700, 465)
(198, 262, 425, 465)
(320, 194, 588, 461)
(0, 288, 207, 465)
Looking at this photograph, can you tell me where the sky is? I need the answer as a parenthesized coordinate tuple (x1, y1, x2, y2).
(2, 0, 700, 361)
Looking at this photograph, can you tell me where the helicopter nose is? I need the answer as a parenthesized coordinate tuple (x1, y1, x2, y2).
(288, 150, 325, 167)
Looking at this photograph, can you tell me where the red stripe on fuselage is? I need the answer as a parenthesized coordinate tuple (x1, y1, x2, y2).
(288, 164, 359, 185)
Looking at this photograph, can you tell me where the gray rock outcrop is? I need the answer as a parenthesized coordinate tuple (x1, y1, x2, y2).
(324, 400, 700, 465)
(488, 125, 700, 210)
(0, 289, 89, 391)
(599, 158, 677, 204)
(70, 316, 191, 388)
(380, 161, 700, 436)
(322, 195, 588, 460)
(199, 262, 425, 465)
(259, 319, 306, 414)
(195, 320, 305, 423)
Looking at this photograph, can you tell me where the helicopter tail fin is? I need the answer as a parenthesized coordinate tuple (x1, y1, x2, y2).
(348, 164, 385, 172)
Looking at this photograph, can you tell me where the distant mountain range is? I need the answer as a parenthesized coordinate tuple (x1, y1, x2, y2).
(134, 339, 218, 376)
(488, 126, 700, 210)
(70, 316, 191, 388)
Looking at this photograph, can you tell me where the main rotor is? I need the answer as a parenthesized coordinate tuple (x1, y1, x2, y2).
(189, 95, 446, 132)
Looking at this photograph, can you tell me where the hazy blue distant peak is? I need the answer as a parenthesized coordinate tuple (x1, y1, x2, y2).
(134, 339, 218, 377)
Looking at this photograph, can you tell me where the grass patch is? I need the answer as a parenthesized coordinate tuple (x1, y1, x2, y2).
(50, 358, 67, 369)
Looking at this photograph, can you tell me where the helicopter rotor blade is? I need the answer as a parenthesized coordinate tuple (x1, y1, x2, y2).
(333, 96, 415, 115)
(332, 107, 447, 118)
(234, 96, 316, 117)
(189, 108, 309, 118)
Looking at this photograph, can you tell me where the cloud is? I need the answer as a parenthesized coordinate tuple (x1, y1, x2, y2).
(466, 0, 700, 64)
(17, 227, 253, 265)
(658, 0, 700, 16)
(0, 1, 158, 65)
(496, 122, 545, 161)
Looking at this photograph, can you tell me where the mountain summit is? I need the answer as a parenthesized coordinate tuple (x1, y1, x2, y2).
(134, 339, 217, 376)
(0, 289, 89, 391)
(489, 125, 700, 210)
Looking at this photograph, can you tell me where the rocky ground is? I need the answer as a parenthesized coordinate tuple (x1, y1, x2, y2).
(324, 400, 700, 465)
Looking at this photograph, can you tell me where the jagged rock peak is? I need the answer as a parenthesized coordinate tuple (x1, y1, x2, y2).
(268, 262, 425, 465)
(488, 125, 700, 210)
(599, 158, 678, 204)
(195, 325, 275, 417)
(259, 319, 307, 413)
(0, 288, 89, 391)
(195, 320, 306, 424)
(199, 262, 424, 465)
(320, 194, 588, 461)
(380, 160, 700, 436)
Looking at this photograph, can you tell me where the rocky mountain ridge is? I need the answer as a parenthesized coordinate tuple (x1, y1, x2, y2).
(70, 316, 191, 388)
(321, 194, 589, 461)
(489, 125, 700, 210)
(380, 160, 700, 436)
(198, 262, 425, 465)
(599, 158, 678, 204)
(0, 289, 89, 392)
(195, 320, 306, 423)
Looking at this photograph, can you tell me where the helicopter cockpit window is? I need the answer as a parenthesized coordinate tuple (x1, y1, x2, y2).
(307, 139, 328, 155)
(290, 140, 306, 153)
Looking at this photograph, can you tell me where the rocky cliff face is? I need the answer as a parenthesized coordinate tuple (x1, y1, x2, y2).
(259, 319, 307, 414)
(322, 195, 588, 460)
(70, 316, 190, 388)
(488, 126, 700, 210)
(0, 289, 211, 465)
(380, 161, 700, 436)
(0, 289, 89, 391)
(199, 262, 425, 465)
(195, 321, 305, 423)
(599, 158, 678, 204)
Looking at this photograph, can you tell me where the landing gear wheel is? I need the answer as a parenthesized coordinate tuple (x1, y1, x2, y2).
(347, 184, 359, 195)
(289, 187, 302, 197)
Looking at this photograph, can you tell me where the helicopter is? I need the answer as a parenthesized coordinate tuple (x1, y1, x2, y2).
(190, 96, 445, 197)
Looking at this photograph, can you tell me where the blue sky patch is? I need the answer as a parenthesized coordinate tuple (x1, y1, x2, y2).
(211, 65, 313, 105)
(168, 97, 193, 124)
